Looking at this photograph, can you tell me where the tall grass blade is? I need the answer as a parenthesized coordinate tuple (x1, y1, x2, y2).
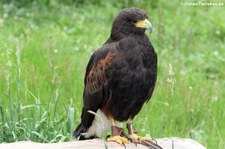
(66, 107, 74, 139)
(15, 39, 22, 122)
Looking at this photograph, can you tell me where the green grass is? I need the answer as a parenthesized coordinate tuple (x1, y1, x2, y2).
(0, 0, 225, 148)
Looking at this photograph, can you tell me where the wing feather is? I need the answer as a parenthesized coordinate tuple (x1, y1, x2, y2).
(81, 47, 116, 129)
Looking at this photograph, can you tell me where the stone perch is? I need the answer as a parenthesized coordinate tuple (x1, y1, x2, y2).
(0, 138, 206, 149)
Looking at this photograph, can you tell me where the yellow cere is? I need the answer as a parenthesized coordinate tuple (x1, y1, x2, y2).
(134, 19, 149, 28)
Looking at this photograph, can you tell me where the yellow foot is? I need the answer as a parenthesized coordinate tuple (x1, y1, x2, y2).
(129, 133, 153, 143)
(107, 135, 131, 145)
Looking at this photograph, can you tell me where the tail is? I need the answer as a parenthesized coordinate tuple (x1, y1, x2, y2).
(73, 123, 96, 140)
(74, 107, 97, 140)
(73, 123, 85, 139)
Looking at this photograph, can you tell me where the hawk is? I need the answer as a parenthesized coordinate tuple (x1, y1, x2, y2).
(74, 8, 158, 146)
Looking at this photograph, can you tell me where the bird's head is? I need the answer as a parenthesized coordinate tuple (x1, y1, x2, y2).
(111, 8, 153, 38)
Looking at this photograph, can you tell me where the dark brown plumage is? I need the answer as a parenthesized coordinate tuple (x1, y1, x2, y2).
(74, 8, 158, 145)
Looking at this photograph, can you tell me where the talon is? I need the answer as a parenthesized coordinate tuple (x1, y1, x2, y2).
(129, 133, 153, 143)
(134, 141, 138, 147)
(125, 137, 133, 143)
(129, 138, 134, 143)
(107, 135, 130, 145)
(138, 137, 141, 142)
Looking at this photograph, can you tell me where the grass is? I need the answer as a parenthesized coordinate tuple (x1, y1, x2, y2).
(0, 0, 225, 148)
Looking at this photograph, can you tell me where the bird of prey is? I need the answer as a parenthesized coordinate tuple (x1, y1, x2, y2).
(74, 8, 158, 146)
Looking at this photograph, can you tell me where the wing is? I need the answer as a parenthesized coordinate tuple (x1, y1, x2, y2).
(81, 46, 116, 130)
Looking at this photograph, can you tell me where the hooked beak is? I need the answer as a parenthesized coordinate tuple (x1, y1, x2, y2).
(134, 18, 153, 33)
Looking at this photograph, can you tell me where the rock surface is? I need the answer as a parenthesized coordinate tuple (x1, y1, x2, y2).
(0, 138, 207, 149)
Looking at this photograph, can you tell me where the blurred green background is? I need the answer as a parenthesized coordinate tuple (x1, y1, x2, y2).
(0, 0, 224, 148)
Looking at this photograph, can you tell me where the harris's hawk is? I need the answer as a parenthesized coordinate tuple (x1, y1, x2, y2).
(74, 8, 159, 146)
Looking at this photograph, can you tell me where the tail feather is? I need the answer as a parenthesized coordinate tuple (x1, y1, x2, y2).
(73, 123, 85, 138)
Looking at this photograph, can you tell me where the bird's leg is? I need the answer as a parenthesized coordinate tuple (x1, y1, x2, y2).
(126, 119, 153, 143)
(107, 115, 130, 145)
